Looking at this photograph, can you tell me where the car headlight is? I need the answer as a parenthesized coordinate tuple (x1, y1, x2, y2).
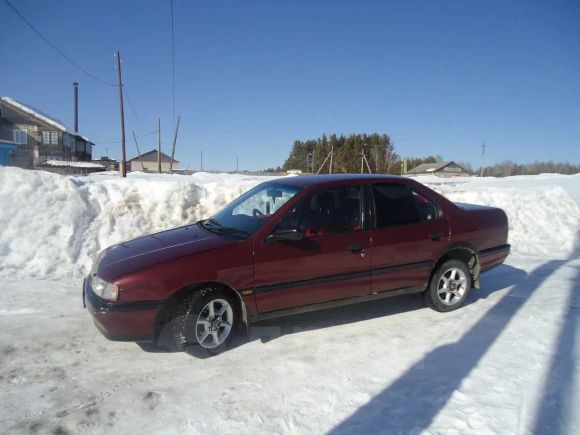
(91, 275, 119, 301)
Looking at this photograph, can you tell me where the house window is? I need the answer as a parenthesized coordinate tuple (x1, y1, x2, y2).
(42, 131, 51, 144)
(50, 131, 59, 145)
(13, 129, 28, 145)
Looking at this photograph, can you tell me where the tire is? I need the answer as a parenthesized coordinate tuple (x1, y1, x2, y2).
(172, 286, 239, 358)
(424, 259, 472, 312)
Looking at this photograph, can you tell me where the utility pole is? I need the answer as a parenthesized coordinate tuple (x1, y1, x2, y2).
(157, 118, 161, 173)
(329, 146, 334, 174)
(236, 157, 239, 173)
(131, 130, 145, 171)
(316, 148, 333, 174)
(480, 142, 486, 177)
(361, 150, 372, 173)
(169, 115, 181, 173)
(116, 51, 127, 177)
(73, 82, 79, 133)
(306, 153, 310, 174)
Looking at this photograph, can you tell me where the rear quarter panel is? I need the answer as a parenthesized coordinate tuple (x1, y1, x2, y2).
(447, 205, 509, 252)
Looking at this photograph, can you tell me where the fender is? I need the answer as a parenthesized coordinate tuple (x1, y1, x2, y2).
(432, 242, 481, 289)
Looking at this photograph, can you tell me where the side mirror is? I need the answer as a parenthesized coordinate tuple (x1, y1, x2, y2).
(266, 228, 303, 243)
(420, 204, 436, 221)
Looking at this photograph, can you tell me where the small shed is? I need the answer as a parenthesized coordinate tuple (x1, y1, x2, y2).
(0, 139, 18, 166)
(406, 161, 472, 177)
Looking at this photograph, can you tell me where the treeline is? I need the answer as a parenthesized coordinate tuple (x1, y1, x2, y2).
(282, 133, 398, 174)
(479, 160, 580, 177)
(279, 133, 579, 176)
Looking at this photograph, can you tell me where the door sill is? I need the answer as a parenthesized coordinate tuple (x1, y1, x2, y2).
(249, 284, 426, 322)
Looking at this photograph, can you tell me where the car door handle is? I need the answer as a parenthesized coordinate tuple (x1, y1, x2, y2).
(429, 231, 444, 241)
(348, 243, 366, 252)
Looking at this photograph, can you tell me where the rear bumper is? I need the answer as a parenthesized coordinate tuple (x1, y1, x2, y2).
(83, 277, 161, 342)
(479, 244, 510, 272)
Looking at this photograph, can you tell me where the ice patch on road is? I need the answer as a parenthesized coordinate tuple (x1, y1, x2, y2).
(0, 167, 578, 279)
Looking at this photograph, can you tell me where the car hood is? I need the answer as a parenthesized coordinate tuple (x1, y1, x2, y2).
(95, 223, 235, 281)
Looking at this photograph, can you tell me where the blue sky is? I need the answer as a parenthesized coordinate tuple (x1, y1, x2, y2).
(1, 0, 579, 170)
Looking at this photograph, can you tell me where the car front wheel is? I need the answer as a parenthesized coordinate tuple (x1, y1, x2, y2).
(424, 259, 472, 312)
(173, 287, 238, 357)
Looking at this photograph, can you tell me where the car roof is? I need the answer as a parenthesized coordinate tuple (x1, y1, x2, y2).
(269, 173, 409, 189)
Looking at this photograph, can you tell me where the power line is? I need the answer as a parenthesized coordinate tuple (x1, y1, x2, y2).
(170, 0, 176, 130)
(93, 129, 157, 145)
(123, 86, 148, 130)
(3, 0, 116, 87)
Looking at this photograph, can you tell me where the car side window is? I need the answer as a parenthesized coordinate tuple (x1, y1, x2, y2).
(372, 184, 420, 227)
(293, 186, 362, 237)
(412, 190, 438, 222)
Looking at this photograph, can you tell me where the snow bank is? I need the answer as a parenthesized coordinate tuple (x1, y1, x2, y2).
(0, 168, 578, 279)
(0, 168, 279, 278)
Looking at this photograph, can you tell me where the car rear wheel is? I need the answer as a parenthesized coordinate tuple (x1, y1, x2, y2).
(173, 287, 239, 357)
(424, 259, 472, 312)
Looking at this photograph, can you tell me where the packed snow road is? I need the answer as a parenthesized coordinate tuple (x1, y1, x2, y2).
(1, 253, 578, 434)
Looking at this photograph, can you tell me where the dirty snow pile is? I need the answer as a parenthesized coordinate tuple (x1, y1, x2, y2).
(0, 167, 578, 279)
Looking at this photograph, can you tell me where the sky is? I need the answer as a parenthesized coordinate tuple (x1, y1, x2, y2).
(1, 0, 579, 171)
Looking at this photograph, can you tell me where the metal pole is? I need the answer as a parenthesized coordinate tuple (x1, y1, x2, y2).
(200, 150, 203, 171)
(170, 115, 180, 172)
(236, 157, 239, 173)
(157, 118, 161, 173)
(116, 52, 127, 177)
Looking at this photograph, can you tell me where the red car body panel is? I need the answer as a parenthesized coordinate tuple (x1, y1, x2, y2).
(83, 175, 510, 342)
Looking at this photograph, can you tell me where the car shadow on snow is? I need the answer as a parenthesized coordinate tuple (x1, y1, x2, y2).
(532, 245, 579, 434)
(328, 253, 578, 434)
(139, 264, 525, 355)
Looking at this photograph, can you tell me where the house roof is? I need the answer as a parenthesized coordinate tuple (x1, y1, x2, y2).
(407, 161, 470, 174)
(129, 150, 179, 163)
(1, 96, 93, 143)
(43, 160, 105, 169)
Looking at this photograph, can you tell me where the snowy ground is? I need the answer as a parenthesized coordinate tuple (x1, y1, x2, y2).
(0, 169, 579, 434)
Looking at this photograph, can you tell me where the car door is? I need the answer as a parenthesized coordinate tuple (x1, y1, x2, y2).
(369, 182, 449, 293)
(253, 185, 371, 313)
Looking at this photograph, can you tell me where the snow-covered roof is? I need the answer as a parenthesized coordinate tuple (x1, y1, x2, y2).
(1, 97, 93, 143)
(407, 161, 471, 175)
(43, 160, 105, 169)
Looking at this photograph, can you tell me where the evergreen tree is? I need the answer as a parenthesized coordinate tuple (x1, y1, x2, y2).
(283, 133, 398, 173)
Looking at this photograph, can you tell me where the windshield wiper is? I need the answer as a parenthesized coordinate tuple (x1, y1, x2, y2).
(198, 218, 250, 237)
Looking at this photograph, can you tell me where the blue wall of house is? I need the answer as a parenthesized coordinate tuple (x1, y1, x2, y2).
(0, 143, 18, 166)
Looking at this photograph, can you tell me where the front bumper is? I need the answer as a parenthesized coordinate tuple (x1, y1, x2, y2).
(83, 277, 162, 342)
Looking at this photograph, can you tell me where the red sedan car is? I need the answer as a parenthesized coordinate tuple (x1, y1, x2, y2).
(83, 175, 510, 357)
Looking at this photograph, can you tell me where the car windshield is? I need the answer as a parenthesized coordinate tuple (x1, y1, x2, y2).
(202, 183, 300, 237)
